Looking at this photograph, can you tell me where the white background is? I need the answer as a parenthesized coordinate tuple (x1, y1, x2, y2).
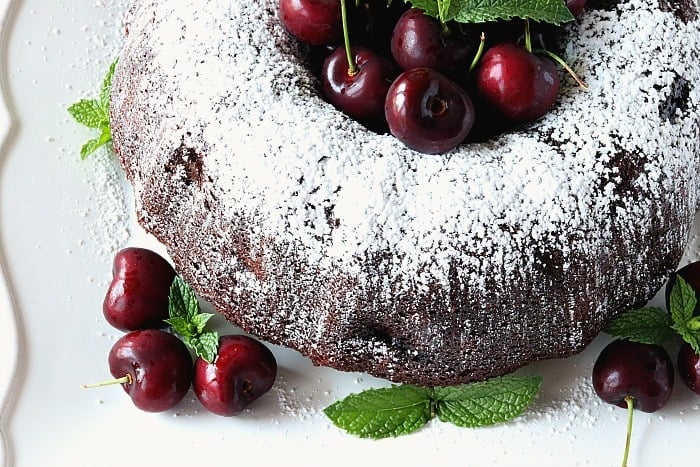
(1, 1, 699, 466)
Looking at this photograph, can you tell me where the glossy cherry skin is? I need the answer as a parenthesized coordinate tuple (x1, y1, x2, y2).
(108, 329, 193, 412)
(385, 67, 474, 154)
(193, 335, 277, 416)
(678, 342, 700, 394)
(103, 247, 176, 331)
(476, 43, 560, 123)
(665, 261, 700, 315)
(592, 340, 674, 413)
(321, 46, 397, 126)
(279, 0, 342, 46)
(566, 0, 587, 17)
(390, 8, 477, 78)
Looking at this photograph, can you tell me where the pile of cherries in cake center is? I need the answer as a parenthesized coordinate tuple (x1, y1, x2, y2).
(279, 0, 586, 154)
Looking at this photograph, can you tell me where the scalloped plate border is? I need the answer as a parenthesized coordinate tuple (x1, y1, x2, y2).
(0, 1, 22, 466)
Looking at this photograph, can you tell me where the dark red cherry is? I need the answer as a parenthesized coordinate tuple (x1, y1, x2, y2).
(385, 67, 474, 154)
(279, 0, 342, 46)
(678, 342, 700, 394)
(321, 45, 397, 126)
(103, 247, 176, 331)
(193, 335, 277, 417)
(592, 339, 674, 413)
(665, 261, 700, 315)
(476, 43, 560, 122)
(566, 0, 587, 17)
(106, 329, 193, 412)
(390, 8, 478, 78)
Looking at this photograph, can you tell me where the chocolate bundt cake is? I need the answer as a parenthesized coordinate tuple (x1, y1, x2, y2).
(110, 0, 700, 386)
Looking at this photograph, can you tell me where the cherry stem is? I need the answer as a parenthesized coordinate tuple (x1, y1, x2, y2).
(534, 48, 588, 90)
(621, 395, 635, 467)
(468, 32, 486, 72)
(524, 19, 532, 53)
(81, 373, 133, 389)
(340, 0, 357, 76)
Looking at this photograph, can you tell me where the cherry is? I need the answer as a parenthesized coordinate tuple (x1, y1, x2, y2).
(85, 329, 193, 412)
(390, 8, 478, 78)
(103, 247, 176, 331)
(678, 342, 700, 394)
(193, 335, 277, 416)
(321, 45, 397, 127)
(476, 43, 560, 122)
(566, 0, 587, 17)
(593, 339, 674, 412)
(279, 0, 342, 46)
(385, 67, 475, 154)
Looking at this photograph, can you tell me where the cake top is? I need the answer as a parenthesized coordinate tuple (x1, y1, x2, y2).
(122, 0, 699, 290)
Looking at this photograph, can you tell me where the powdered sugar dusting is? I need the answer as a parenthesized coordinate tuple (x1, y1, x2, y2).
(110, 0, 700, 385)
(118, 0, 698, 288)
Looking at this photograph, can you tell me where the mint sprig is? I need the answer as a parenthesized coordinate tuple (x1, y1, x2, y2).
(603, 307, 675, 345)
(670, 275, 700, 354)
(407, 0, 575, 25)
(604, 274, 700, 354)
(165, 275, 219, 363)
(67, 58, 117, 159)
(324, 375, 541, 439)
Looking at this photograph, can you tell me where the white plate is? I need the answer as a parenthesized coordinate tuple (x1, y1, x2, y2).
(1, 1, 699, 466)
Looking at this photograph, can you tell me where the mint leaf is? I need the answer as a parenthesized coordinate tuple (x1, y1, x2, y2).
(604, 307, 674, 345)
(670, 275, 696, 325)
(669, 276, 700, 354)
(68, 99, 105, 128)
(187, 331, 219, 364)
(323, 385, 433, 439)
(100, 59, 117, 114)
(168, 275, 201, 323)
(434, 375, 541, 427)
(68, 58, 117, 159)
(453, 0, 574, 24)
(80, 126, 112, 160)
(408, 0, 575, 25)
(165, 275, 220, 362)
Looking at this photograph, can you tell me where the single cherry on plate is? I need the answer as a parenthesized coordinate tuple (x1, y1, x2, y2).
(476, 43, 560, 123)
(390, 8, 478, 78)
(678, 342, 700, 394)
(103, 247, 176, 331)
(592, 339, 674, 466)
(193, 335, 277, 416)
(279, 0, 342, 46)
(385, 67, 475, 154)
(321, 45, 397, 127)
(84, 329, 193, 412)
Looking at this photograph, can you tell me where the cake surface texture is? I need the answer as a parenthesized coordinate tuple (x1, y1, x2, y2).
(111, 0, 700, 385)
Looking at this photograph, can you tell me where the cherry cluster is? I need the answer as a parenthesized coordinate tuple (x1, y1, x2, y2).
(279, 0, 586, 154)
(87, 247, 277, 416)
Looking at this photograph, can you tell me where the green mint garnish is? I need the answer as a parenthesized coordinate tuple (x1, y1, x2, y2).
(433, 375, 542, 427)
(324, 375, 541, 439)
(669, 275, 700, 354)
(165, 275, 219, 363)
(406, 0, 575, 25)
(603, 307, 675, 345)
(67, 58, 117, 159)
